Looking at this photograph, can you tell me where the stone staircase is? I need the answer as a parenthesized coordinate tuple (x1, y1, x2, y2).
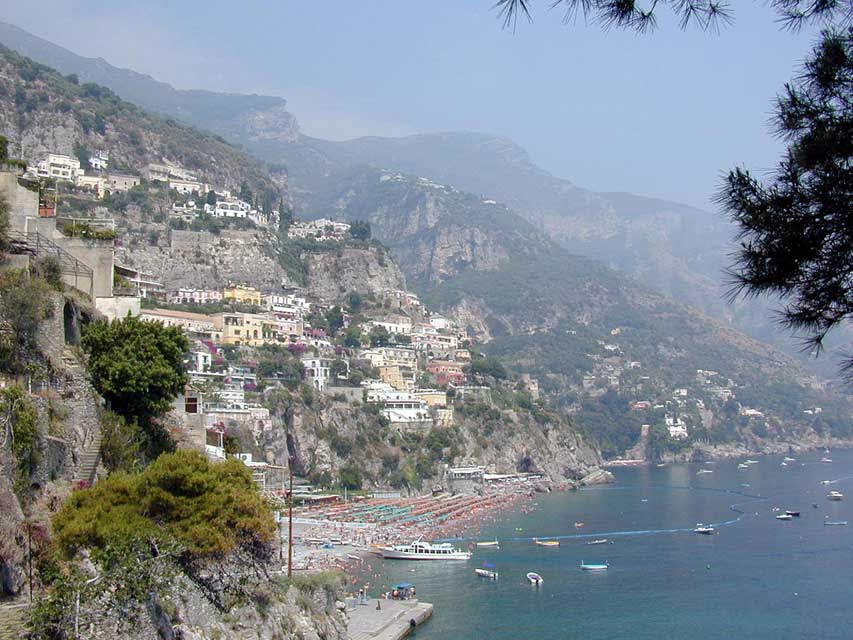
(0, 601, 29, 640)
(73, 427, 102, 485)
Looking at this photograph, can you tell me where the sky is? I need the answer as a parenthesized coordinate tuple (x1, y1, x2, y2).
(1, 1, 821, 209)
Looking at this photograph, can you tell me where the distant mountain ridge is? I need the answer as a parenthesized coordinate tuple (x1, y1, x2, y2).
(1, 21, 847, 379)
(0, 21, 300, 146)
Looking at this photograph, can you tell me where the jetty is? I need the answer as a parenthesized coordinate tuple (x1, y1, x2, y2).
(348, 598, 433, 640)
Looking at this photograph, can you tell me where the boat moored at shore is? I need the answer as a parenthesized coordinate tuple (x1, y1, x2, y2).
(378, 540, 472, 560)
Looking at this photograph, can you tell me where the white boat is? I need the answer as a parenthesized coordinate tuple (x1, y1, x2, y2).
(587, 538, 609, 545)
(534, 538, 560, 547)
(693, 525, 715, 535)
(780, 462, 788, 467)
(378, 540, 472, 560)
(776, 514, 793, 521)
(580, 561, 609, 571)
(827, 491, 844, 501)
(746, 460, 759, 465)
(737, 463, 749, 469)
(475, 540, 500, 548)
(697, 469, 714, 475)
(821, 480, 832, 485)
(475, 567, 498, 579)
(527, 572, 543, 585)
(821, 458, 833, 463)
(784, 456, 796, 462)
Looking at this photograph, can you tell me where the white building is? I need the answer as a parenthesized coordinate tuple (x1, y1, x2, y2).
(302, 356, 348, 391)
(168, 288, 224, 305)
(665, 416, 688, 439)
(88, 151, 109, 171)
(170, 177, 207, 195)
(36, 154, 81, 181)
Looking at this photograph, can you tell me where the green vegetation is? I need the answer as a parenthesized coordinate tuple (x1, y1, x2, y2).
(82, 316, 188, 460)
(0, 386, 41, 500)
(0, 270, 54, 373)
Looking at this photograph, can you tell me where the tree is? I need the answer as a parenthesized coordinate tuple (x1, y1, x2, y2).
(338, 465, 363, 490)
(343, 326, 362, 348)
(0, 270, 53, 372)
(325, 305, 345, 334)
(330, 358, 349, 380)
(206, 190, 217, 206)
(349, 220, 371, 241)
(82, 317, 188, 458)
(719, 28, 853, 372)
(369, 325, 391, 347)
(346, 291, 363, 312)
(492, 1, 844, 33)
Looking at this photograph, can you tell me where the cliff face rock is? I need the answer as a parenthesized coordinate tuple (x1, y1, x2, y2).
(117, 227, 294, 291)
(303, 246, 406, 302)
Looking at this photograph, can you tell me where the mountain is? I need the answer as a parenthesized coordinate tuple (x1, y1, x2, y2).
(0, 44, 282, 205)
(0, 21, 300, 147)
(294, 164, 851, 455)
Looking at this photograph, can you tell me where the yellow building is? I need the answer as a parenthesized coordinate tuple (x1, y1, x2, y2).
(378, 364, 416, 391)
(213, 312, 268, 346)
(223, 284, 262, 306)
(413, 389, 448, 408)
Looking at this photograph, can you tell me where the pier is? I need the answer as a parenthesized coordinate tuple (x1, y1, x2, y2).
(348, 598, 433, 640)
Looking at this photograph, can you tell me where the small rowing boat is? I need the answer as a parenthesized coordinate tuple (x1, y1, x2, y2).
(737, 463, 749, 469)
(476, 540, 499, 548)
(527, 572, 543, 585)
(587, 539, 608, 545)
(581, 561, 608, 571)
(821, 458, 833, 463)
(534, 539, 560, 547)
(574, 522, 585, 528)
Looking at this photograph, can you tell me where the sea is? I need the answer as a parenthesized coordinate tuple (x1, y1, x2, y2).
(361, 450, 853, 639)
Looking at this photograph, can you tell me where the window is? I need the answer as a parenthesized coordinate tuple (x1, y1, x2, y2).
(185, 396, 199, 414)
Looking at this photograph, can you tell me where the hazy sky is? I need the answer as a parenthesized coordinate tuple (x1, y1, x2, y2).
(2, 2, 819, 209)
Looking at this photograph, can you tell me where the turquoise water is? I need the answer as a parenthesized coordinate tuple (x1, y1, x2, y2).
(365, 451, 853, 639)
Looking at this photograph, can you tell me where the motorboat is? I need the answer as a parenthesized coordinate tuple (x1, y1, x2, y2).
(475, 563, 498, 579)
(476, 540, 500, 549)
(745, 460, 759, 465)
(587, 539, 608, 545)
(827, 491, 844, 501)
(693, 525, 715, 535)
(378, 540, 472, 560)
(821, 458, 833, 463)
(737, 463, 749, 469)
(697, 469, 713, 475)
(824, 521, 848, 526)
(784, 456, 796, 462)
(785, 511, 801, 517)
(776, 514, 793, 520)
(574, 522, 585, 528)
(580, 561, 609, 571)
(534, 539, 560, 547)
(821, 480, 832, 485)
(527, 572, 543, 585)
(780, 462, 788, 467)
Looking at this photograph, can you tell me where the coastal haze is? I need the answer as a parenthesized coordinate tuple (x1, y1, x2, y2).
(0, 3, 851, 640)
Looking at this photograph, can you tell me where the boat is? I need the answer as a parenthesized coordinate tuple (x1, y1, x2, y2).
(346, 553, 361, 561)
(534, 539, 560, 547)
(737, 463, 749, 469)
(656, 463, 666, 467)
(527, 572, 543, 585)
(693, 525, 715, 535)
(821, 480, 832, 485)
(780, 462, 788, 467)
(378, 540, 472, 560)
(784, 456, 796, 462)
(580, 561, 609, 571)
(785, 511, 801, 517)
(824, 521, 848, 526)
(776, 514, 793, 520)
(574, 522, 585, 528)
(697, 469, 714, 475)
(746, 459, 758, 465)
(813, 503, 820, 508)
(827, 491, 844, 501)
(475, 540, 500, 548)
(821, 458, 833, 463)
(587, 538, 608, 545)
(475, 563, 498, 579)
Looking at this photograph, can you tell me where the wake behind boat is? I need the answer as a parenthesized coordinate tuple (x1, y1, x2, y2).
(378, 540, 472, 560)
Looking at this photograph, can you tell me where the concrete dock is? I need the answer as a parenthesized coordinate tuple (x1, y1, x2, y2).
(347, 598, 433, 640)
